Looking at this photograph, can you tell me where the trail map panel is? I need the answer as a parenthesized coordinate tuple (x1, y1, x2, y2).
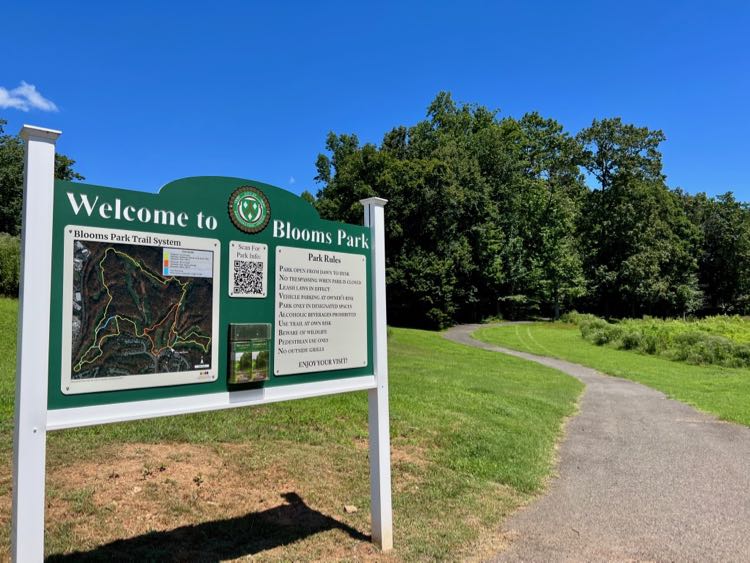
(61, 226, 220, 394)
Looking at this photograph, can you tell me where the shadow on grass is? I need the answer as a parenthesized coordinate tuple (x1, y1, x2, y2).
(46, 492, 370, 562)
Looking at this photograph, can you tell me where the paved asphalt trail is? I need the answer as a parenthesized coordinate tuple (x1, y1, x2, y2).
(444, 324, 750, 562)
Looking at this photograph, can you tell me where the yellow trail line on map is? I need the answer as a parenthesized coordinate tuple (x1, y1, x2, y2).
(73, 247, 211, 373)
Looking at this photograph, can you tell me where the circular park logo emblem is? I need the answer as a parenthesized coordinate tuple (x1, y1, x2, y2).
(228, 186, 271, 234)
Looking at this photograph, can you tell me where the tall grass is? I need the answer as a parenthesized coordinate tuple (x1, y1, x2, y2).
(0, 235, 20, 296)
(564, 312, 750, 368)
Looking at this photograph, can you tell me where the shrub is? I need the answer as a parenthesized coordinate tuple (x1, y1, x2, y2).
(579, 317, 610, 340)
(0, 234, 20, 296)
(733, 343, 750, 364)
(574, 313, 750, 368)
(560, 312, 598, 325)
(620, 330, 642, 350)
(640, 333, 658, 355)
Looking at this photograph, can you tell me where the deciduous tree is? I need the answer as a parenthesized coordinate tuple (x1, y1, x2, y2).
(0, 118, 83, 236)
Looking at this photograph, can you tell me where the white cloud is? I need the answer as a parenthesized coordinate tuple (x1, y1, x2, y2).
(289, 176, 296, 185)
(0, 81, 58, 112)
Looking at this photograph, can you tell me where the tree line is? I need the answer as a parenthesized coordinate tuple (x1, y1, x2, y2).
(309, 93, 750, 327)
(2, 100, 750, 328)
(0, 118, 82, 294)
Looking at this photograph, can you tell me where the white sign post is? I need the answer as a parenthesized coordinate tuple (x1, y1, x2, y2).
(11, 127, 394, 560)
(12, 125, 61, 562)
(361, 197, 393, 551)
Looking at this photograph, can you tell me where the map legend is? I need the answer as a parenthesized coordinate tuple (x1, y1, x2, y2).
(162, 248, 213, 278)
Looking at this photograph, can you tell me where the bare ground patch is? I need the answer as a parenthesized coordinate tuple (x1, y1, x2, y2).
(0, 435, 558, 561)
(0, 441, 441, 561)
(15, 441, 395, 561)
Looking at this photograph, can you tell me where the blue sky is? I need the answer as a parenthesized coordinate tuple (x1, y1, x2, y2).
(3, 1, 749, 198)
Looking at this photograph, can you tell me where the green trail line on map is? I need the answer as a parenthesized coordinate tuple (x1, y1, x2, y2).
(73, 245, 212, 375)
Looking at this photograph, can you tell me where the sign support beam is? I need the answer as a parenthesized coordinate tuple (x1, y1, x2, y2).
(361, 197, 393, 551)
(12, 125, 61, 563)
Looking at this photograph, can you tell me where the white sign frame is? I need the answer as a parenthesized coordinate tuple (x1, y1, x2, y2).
(11, 125, 393, 561)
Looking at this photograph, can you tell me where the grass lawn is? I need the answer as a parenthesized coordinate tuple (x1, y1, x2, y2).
(475, 323, 750, 427)
(0, 298, 582, 561)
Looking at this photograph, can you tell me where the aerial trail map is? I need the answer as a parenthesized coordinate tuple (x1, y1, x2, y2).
(70, 236, 215, 387)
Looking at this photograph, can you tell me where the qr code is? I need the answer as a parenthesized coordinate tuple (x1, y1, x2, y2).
(233, 260, 264, 295)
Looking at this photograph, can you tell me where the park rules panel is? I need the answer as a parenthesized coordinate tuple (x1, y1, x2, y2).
(275, 246, 368, 375)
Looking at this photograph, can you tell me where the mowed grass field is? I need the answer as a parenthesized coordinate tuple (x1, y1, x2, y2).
(475, 323, 750, 427)
(0, 298, 582, 561)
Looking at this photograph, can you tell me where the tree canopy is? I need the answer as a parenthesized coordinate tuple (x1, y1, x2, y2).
(2, 99, 749, 322)
(312, 93, 749, 327)
(0, 119, 83, 237)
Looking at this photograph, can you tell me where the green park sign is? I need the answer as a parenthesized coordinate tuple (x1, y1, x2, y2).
(50, 175, 374, 407)
(11, 126, 393, 561)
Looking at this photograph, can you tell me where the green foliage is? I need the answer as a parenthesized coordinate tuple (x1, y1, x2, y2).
(299, 190, 315, 206)
(558, 311, 598, 324)
(682, 191, 750, 314)
(0, 121, 24, 237)
(474, 322, 750, 427)
(311, 93, 750, 326)
(314, 93, 586, 327)
(578, 316, 620, 345)
(238, 351, 252, 370)
(255, 350, 268, 369)
(0, 298, 16, 422)
(569, 314, 750, 368)
(0, 119, 83, 237)
(0, 234, 20, 296)
(4, 94, 750, 327)
(576, 117, 666, 189)
(576, 117, 702, 317)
